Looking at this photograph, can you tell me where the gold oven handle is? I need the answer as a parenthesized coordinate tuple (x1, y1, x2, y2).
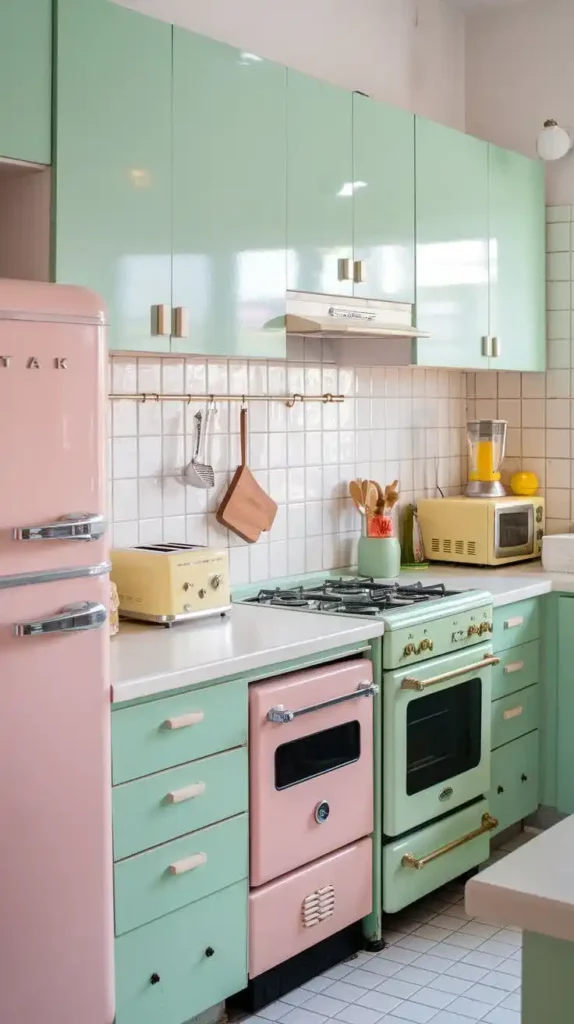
(401, 655, 500, 692)
(401, 813, 498, 870)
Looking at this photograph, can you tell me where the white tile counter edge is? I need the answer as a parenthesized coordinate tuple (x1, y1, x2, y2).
(465, 816, 574, 942)
(110, 603, 385, 703)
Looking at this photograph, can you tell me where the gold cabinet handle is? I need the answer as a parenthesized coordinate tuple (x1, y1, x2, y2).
(353, 260, 366, 283)
(401, 655, 500, 692)
(173, 306, 189, 339)
(402, 813, 498, 870)
(151, 304, 172, 337)
(338, 258, 352, 281)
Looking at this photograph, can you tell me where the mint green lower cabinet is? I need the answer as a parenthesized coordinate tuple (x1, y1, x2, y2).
(0, 0, 51, 164)
(493, 598, 541, 652)
(491, 640, 540, 700)
(115, 880, 248, 1024)
(112, 747, 248, 860)
(491, 684, 539, 750)
(490, 731, 539, 834)
(287, 70, 353, 297)
(522, 931, 574, 1024)
(54, 0, 172, 352)
(382, 798, 492, 913)
(115, 813, 248, 935)
(352, 95, 415, 303)
(171, 31, 287, 358)
(557, 596, 574, 813)
(413, 117, 489, 369)
(488, 145, 546, 372)
(111, 679, 248, 785)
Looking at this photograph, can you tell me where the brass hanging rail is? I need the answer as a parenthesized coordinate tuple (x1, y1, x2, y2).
(108, 391, 345, 408)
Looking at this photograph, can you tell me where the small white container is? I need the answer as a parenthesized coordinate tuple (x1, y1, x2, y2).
(541, 534, 574, 574)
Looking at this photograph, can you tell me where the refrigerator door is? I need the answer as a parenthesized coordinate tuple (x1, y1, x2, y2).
(0, 571, 114, 1024)
(0, 279, 108, 578)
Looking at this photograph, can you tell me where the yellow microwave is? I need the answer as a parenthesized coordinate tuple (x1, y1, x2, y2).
(417, 496, 545, 567)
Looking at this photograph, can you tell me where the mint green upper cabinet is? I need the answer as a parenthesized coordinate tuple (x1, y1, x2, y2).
(0, 0, 51, 164)
(54, 0, 172, 352)
(414, 118, 489, 369)
(488, 145, 546, 372)
(171, 32, 287, 358)
(287, 71, 353, 297)
(353, 95, 415, 303)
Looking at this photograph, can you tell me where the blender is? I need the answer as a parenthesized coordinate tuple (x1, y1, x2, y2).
(466, 419, 507, 498)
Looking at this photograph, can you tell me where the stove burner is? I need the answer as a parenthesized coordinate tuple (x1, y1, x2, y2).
(247, 578, 460, 615)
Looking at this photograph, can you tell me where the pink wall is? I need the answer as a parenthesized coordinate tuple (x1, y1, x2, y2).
(465, 0, 574, 204)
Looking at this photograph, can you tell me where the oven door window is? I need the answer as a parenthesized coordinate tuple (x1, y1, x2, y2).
(275, 721, 360, 790)
(406, 678, 481, 796)
(495, 505, 533, 557)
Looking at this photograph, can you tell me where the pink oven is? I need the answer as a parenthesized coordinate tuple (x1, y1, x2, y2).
(248, 657, 377, 984)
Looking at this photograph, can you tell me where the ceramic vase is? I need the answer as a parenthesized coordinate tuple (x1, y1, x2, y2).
(357, 536, 401, 579)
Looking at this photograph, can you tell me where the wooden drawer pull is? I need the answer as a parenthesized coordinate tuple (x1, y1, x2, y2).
(163, 711, 204, 730)
(504, 616, 524, 629)
(504, 661, 524, 674)
(503, 705, 523, 721)
(166, 782, 206, 804)
(169, 852, 207, 876)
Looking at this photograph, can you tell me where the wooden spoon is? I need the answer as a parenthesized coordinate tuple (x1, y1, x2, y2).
(349, 479, 366, 515)
(365, 481, 378, 520)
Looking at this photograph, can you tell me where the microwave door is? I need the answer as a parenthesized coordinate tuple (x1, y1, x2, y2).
(495, 504, 534, 558)
(0, 571, 114, 1024)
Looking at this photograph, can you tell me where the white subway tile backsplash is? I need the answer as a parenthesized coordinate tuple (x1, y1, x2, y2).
(547, 222, 571, 253)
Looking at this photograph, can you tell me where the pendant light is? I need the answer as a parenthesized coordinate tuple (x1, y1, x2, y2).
(537, 119, 572, 161)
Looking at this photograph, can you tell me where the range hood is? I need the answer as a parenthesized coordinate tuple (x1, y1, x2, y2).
(282, 291, 429, 339)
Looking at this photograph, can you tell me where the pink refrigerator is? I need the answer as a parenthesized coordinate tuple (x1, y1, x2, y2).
(0, 279, 115, 1023)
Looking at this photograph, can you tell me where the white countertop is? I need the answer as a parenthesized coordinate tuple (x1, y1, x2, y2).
(390, 562, 557, 606)
(465, 817, 574, 942)
(110, 603, 385, 703)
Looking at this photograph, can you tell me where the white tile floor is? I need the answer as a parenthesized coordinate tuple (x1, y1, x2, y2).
(245, 834, 534, 1024)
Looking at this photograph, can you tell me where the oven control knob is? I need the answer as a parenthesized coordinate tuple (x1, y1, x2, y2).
(403, 643, 416, 657)
(314, 801, 330, 824)
(467, 625, 480, 637)
(418, 638, 434, 653)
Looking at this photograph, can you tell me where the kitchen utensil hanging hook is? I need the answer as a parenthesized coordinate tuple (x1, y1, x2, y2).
(241, 394, 248, 411)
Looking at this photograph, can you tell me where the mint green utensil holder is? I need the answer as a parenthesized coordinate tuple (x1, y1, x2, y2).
(357, 536, 401, 579)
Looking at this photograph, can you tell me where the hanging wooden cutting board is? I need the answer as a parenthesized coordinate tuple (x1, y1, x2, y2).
(216, 406, 277, 542)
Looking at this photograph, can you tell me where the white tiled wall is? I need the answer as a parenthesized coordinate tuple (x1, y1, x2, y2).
(467, 204, 574, 537)
(109, 349, 467, 584)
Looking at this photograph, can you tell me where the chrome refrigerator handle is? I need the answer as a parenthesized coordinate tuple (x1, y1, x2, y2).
(13, 512, 106, 542)
(14, 601, 107, 637)
(267, 681, 379, 724)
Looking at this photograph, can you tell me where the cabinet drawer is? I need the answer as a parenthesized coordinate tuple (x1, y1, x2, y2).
(111, 678, 247, 784)
(115, 880, 248, 1024)
(491, 640, 540, 700)
(490, 730, 539, 835)
(491, 684, 539, 750)
(493, 599, 540, 652)
(113, 747, 248, 861)
(115, 813, 248, 935)
(383, 798, 493, 914)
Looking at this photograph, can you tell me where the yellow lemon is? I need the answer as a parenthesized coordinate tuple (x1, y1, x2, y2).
(510, 471, 538, 496)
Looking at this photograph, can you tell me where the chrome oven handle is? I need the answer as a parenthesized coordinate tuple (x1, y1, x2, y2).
(14, 601, 107, 637)
(401, 813, 498, 870)
(13, 512, 106, 542)
(267, 681, 379, 724)
(401, 655, 500, 692)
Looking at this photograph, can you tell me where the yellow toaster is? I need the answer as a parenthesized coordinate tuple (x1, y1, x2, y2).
(111, 543, 231, 626)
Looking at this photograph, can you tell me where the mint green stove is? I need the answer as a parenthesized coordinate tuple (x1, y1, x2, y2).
(238, 576, 498, 939)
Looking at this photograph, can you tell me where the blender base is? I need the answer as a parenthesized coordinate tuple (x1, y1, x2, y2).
(466, 480, 507, 498)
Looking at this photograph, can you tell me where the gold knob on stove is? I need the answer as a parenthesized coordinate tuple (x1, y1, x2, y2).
(403, 643, 416, 657)
(467, 625, 480, 637)
(418, 639, 434, 652)
(479, 622, 492, 635)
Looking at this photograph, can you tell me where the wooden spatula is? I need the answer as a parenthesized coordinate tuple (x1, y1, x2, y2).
(216, 406, 277, 542)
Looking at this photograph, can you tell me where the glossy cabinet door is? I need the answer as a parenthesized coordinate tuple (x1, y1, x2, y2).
(287, 70, 353, 297)
(353, 95, 415, 303)
(0, 0, 51, 164)
(172, 31, 287, 358)
(557, 596, 574, 814)
(414, 118, 489, 368)
(488, 145, 546, 372)
(54, 0, 172, 352)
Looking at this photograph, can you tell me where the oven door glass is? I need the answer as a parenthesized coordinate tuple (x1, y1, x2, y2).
(275, 720, 361, 789)
(495, 504, 534, 557)
(406, 678, 481, 795)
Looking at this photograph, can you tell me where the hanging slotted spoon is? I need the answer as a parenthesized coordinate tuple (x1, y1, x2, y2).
(183, 403, 215, 489)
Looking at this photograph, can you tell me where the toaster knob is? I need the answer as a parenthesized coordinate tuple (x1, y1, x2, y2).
(198, 588, 206, 599)
(183, 582, 191, 591)
(210, 574, 222, 590)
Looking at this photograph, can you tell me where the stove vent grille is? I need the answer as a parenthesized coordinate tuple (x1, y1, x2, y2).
(302, 884, 335, 927)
